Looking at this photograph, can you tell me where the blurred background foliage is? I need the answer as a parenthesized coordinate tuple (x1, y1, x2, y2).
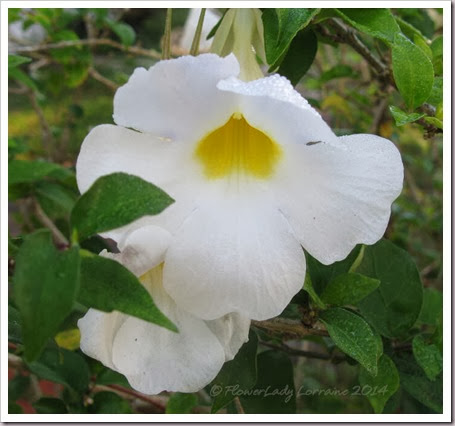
(8, 8, 443, 415)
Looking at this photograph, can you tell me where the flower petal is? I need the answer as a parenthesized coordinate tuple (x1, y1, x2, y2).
(163, 200, 306, 321)
(276, 134, 404, 264)
(206, 313, 250, 361)
(113, 54, 239, 142)
(111, 268, 226, 394)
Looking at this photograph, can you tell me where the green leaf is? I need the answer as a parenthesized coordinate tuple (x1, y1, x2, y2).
(70, 172, 174, 242)
(89, 392, 132, 414)
(423, 116, 443, 129)
(8, 305, 22, 344)
(303, 271, 326, 309)
(166, 393, 198, 414)
(320, 64, 358, 84)
(14, 230, 80, 361)
(8, 402, 23, 414)
(335, 8, 400, 43)
(357, 239, 423, 339)
(319, 307, 382, 375)
(240, 350, 296, 414)
(96, 367, 130, 388)
(359, 354, 400, 413)
(320, 273, 380, 306)
(211, 330, 258, 413)
(28, 348, 90, 393)
(412, 335, 443, 381)
(9, 54, 32, 68)
(392, 351, 442, 413)
(389, 105, 425, 126)
(8, 67, 38, 92)
(427, 76, 443, 106)
(35, 181, 77, 218)
(262, 8, 320, 69)
(79, 252, 177, 332)
(33, 398, 68, 414)
(9, 159, 73, 185)
(417, 288, 442, 326)
(9, 374, 30, 401)
(277, 29, 318, 86)
(392, 33, 434, 110)
(107, 20, 136, 46)
(431, 35, 443, 75)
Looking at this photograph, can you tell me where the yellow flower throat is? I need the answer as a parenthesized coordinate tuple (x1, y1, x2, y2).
(195, 114, 282, 179)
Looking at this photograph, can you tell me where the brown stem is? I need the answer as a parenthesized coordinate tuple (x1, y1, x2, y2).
(33, 199, 69, 246)
(26, 89, 53, 156)
(251, 318, 329, 338)
(234, 396, 245, 414)
(88, 68, 119, 91)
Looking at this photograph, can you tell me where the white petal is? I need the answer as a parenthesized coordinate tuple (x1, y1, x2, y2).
(112, 268, 226, 394)
(276, 134, 404, 264)
(163, 199, 306, 321)
(217, 74, 338, 146)
(206, 313, 250, 361)
(78, 309, 127, 371)
(113, 54, 239, 142)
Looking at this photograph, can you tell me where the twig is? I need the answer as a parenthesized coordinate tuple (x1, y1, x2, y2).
(88, 68, 119, 91)
(234, 396, 245, 414)
(11, 38, 161, 59)
(251, 318, 329, 338)
(26, 88, 53, 155)
(33, 200, 69, 246)
(370, 97, 389, 134)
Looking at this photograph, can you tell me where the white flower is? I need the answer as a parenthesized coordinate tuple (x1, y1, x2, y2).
(78, 225, 250, 394)
(77, 53, 403, 322)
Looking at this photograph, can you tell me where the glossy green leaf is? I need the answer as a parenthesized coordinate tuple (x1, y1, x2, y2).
(392, 33, 434, 110)
(412, 335, 442, 381)
(107, 20, 136, 46)
(357, 239, 423, 339)
(389, 105, 425, 126)
(417, 288, 442, 326)
(431, 35, 443, 75)
(278, 29, 318, 86)
(240, 350, 296, 414)
(89, 392, 132, 414)
(319, 308, 382, 375)
(78, 252, 177, 332)
(359, 354, 400, 413)
(392, 351, 442, 413)
(166, 393, 198, 414)
(211, 330, 258, 413)
(14, 230, 80, 361)
(28, 348, 90, 393)
(70, 172, 174, 242)
(262, 8, 320, 69)
(9, 54, 32, 69)
(9, 159, 73, 185)
(34, 398, 68, 414)
(335, 8, 400, 43)
(320, 273, 380, 306)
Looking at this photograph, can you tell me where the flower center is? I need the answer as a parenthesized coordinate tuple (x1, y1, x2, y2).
(195, 114, 282, 179)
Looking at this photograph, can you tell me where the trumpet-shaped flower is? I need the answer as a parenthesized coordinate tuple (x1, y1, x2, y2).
(77, 53, 403, 322)
(78, 225, 250, 394)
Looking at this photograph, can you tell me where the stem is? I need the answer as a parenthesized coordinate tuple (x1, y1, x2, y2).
(234, 396, 245, 414)
(190, 8, 206, 56)
(252, 318, 329, 338)
(33, 199, 69, 246)
(162, 9, 173, 60)
(88, 67, 119, 91)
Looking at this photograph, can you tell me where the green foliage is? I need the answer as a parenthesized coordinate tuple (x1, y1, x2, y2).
(357, 240, 423, 339)
(418, 288, 442, 326)
(166, 393, 198, 414)
(78, 251, 177, 332)
(412, 335, 442, 381)
(211, 330, 258, 413)
(89, 392, 133, 414)
(359, 354, 400, 413)
(70, 173, 174, 242)
(14, 230, 80, 361)
(33, 398, 68, 414)
(319, 308, 382, 375)
(9, 159, 74, 185)
(392, 33, 434, 110)
(107, 19, 136, 46)
(389, 106, 425, 127)
(9, 54, 32, 68)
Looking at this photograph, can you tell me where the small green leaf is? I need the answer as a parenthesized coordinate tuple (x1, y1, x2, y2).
(319, 308, 382, 376)
(166, 393, 198, 414)
(277, 29, 318, 86)
(33, 398, 68, 414)
(8, 67, 38, 91)
(107, 20, 136, 46)
(335, 8, 400, 43)
(359, 354, 400, 413)
(303, 271, 326, 309)
(70, 172, 174, 242)
(389, 105, 425, 126)
(14, 230, 80, 361)
(96, 367, 130, 388)
(426, 76, 443, 106)
(211, 330, 258, 413)
(79, 252, 177, 332)
(417, 288, 442, 326)
(89, 392, 132, 414)
(412, 335, 443, 381)
(357, 239, 423, 339)
(239, 350, 296, 414)
(9, 159, 73, 185)
(320, 64, 358, 84)
(320, 273, 380, 306)
(8, 54, 32, 68)
(423, 116, 443, 129)
(262, 8, 320, 69)
(392, 33, 434, 110)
